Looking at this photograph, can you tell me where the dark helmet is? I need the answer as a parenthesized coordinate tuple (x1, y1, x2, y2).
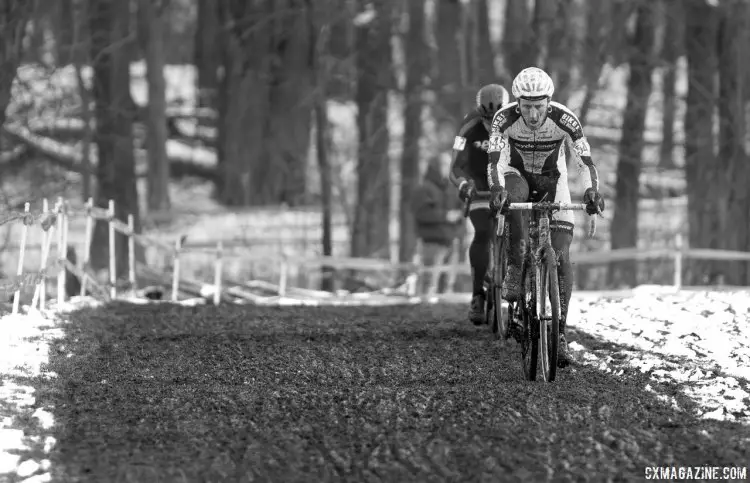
(476, 84, 510, 119)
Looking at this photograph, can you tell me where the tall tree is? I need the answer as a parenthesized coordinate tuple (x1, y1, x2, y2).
(683, 0, 719, 284)
(351, 0, 392, 258)
(608, 0, 657, 287)
(307, 0, 334, 290)
(88, 0, 141, 275)
(194, 0, 220, 114)
(658, 0, 684, 169)
(215, 2, 273, 206)
(435, 0, 466, 131)
(528, 0, 558, 69)
(266, 0, 313, 206)
(214, 1, 312, 206)
(546, 0, 580, 104)
(0, 2, 34, 127)
(138, 0, 170, 212)
(399, 0, 427, 263)
(717, 0, 749, 284)
(501, 0, 530, 80)
(468, 0, 497, 86)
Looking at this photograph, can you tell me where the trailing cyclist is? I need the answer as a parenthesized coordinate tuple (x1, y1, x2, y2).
(487, 67, 605, 367)
(449, 83, 511, 325)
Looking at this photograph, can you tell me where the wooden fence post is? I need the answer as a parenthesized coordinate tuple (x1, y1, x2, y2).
(674, 233, 683, 290)
(81, 197, 94, 297)
(32, 199, 53, 311)
(56, 198, 65, 306)
(278, 251, 288, 297)
(214, 241, 223, 305)
(108, 199, 116, 299)
(12, 202, 31, 314)
(172, 236, 183, 302)
(128, 214, 136, 291)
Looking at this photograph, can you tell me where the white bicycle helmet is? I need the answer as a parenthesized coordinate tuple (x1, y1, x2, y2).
(511, 67, 555, 99)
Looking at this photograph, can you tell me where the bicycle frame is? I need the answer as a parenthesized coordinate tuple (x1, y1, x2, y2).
(497, 201, 597, 382)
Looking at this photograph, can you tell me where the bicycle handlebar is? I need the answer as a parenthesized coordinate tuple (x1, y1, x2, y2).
(462, 192, 598, 238)
(505, 202, 588, 212)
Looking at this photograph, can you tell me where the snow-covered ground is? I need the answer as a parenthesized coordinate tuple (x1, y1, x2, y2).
(568, 287, 750, 424)
(0, 311, 61, 482)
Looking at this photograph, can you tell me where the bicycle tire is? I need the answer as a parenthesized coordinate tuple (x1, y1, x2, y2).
(520, 261, 538, 381)
(539, 248, 560, 382)
(494, 222, 508, 339)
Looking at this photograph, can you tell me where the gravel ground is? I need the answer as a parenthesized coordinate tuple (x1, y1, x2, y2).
(0, 292, 747, 482)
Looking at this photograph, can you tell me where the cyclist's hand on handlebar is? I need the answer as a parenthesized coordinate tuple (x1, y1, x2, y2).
(583, 188, 605, 215)
(458, 179, 476, 202)
(489, 185, 508, 213)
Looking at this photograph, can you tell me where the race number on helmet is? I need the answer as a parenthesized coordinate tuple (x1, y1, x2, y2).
(511, 67, 555, 99)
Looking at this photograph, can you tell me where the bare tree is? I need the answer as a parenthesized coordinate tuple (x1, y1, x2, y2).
(138, 0, 170, 212)
(194, 0, 220, 114)
(658, 0, 684, 169)
(0, 2, 34, 127)
(88, 0, 141, 275)
(399, 0, 427, 263)
(501, 0, 530, 80)
(608, 0, 657, 287)
(717, 0, 749, 284)
(308, 0, 335, 290)
(683, 0, 719, 284)
(351, 0, 392, 258)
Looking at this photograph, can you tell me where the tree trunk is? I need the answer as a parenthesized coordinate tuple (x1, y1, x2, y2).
(194, 0, 220, 113)
(658, 0, 684, 169)
(351, 0, 392, 258)
(327, 0, 355, 101)
(501, 0, 530, 81)
(399, 0, 426, 263)
(0, 2, 33, 127)
(469, 0, 498, 86)
(72, 0, 93, 201)
(683, 0, 719, 285)
(308, 0, 334, 290)
(608, 0, 657, 288)
(435, 0, 465, 131)
(529, 0, 557, 69)
(546, 0, 579, 104)
(717, 0, 749, 285)
(214, 2, 273, 206)
(138, 0, 170, 212)
(88, 0, 141, 276)
(266, 0, 312, 206)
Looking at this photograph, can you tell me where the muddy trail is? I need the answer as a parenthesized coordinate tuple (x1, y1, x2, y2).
(0, 301, 740, 482)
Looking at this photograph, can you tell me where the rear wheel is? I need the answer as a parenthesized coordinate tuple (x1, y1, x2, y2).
(539, 248, 560, 382)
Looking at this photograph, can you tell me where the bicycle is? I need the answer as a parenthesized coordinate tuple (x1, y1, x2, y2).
(464, 194, 597, 382)
(462, 192, 508, 338)
(497, 200, 596, 382)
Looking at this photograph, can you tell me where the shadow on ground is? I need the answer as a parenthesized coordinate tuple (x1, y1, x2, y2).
(22, 302, 750, 482)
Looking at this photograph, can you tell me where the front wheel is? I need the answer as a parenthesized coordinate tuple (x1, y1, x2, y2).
(520, 263, 538, 381)
(538, 248, 560, 382)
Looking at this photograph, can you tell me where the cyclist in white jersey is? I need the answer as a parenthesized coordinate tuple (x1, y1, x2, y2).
(487, 67, 604, 367)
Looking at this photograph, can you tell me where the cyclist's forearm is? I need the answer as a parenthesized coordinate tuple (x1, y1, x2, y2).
(449, 151, 469, 189)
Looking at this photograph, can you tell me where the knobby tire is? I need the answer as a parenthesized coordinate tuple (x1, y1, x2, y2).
(539, 248, 560, 382)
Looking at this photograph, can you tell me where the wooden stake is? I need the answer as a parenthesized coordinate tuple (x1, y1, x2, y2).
(172, 236, 182, 302)
(81, 197, 94, 297)
(128, 214, 136, 291)
(213, 241, 223, 305)
(12, 203, 31, 314)
(108, 199, 116, 299)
